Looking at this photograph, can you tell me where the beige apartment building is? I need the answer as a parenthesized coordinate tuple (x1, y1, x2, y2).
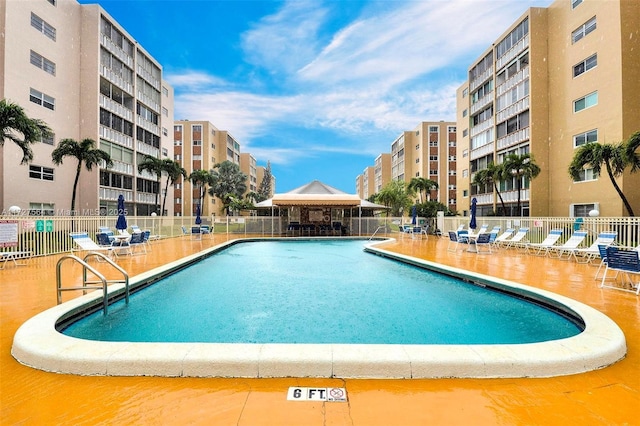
(239, 152, 258, 196)
(173, 120, 242, 217)
(1, 0, 174, 217)
(457, 0, 640, 218)
(389, 121, 457, 212)
(357, 166, 375, 200)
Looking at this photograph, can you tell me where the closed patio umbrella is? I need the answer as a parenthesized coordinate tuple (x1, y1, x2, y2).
(115, 194, 127, 232)
(470, 197, 477, 230)
(195, 204, 202, 225)
(411, 205, 417, 225)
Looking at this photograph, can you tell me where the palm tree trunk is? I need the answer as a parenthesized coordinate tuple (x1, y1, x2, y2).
(493, 183, 508, 216)
(606, 163, 635, 216)
(516, 178, 522, 216)
(161, 179, 170, 216)
(71, 161, 82, 216)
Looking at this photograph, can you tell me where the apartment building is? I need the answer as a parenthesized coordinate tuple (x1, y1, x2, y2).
(1, 0, 174, 216)
(389, 122, 457, 211)
(239, 153, 258, 196)
(373, 154, 392, 198)
(173, 120, 242, 217)
(458, 0, 640, 217)
(357, 166, 375, 200)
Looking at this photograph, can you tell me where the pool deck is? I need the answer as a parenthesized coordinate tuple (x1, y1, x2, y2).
(1, 234, 639, 425)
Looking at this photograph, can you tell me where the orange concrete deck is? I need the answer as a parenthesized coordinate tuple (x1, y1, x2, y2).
(1, 234, 639, 425)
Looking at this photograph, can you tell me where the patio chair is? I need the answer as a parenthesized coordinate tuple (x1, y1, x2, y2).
(71, 232, 117, 258)
(411, 225, 428, 239)
(200, 225, 211, 237)
(98, 227, 115, 243)
(525, 229, 564, 256)
(600, 246, 640, 295)
(0, 250, 32, 269)
(190, 226, 202, 240)
(570, 231, 618, 263)
(474, 232, 493, 254)
(447, 231, 462, 252)
(286, 222, 300, 237)
(492, 228, 514, 249)
(501, 227, 530, 249)
(550, 230, 588, 260)
(128, 231, 147, 254)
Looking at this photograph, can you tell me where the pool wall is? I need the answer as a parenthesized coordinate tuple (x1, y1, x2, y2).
(11, 238, 627, 379)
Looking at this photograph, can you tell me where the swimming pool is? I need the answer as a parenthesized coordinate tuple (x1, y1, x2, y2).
(12, 238, 626, 379)
(61, 240, 581, 345)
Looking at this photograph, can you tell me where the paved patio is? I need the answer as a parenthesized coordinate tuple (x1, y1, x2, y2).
(1, 234, 638, 425)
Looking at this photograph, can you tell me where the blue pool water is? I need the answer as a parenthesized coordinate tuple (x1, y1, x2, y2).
(62, 240, 582, 344)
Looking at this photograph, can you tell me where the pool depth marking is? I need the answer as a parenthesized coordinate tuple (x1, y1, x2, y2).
(287, 387, 347, 402)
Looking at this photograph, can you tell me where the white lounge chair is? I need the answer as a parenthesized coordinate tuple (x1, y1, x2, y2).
(70, 232, 118, 258)
(570, 231, 618, 263)
(550, 231, 588, 260)
(492, 228, 514, 249)
(500, 228, 530, 249)
(0, 251, 32, 269)
(525, 229, 564, 256)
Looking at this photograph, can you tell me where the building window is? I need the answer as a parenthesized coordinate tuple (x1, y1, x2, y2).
(415, 158, 420, 163)
(574, 92, 598, 112)
(573, 167, 598, 182)
(462, 88, 468, 98)
(29, 165, 54, 181)
(448, 126, 456, 133)
(415, 144, 419, 150)
(29, 202, 55, 216)
(572, 16, 596, 44)
(462, 109, 467, 117)
(42, 133, 54, 145)
(571, 0, 583, 9)
(429, 141, 438, 147)
(162, 86, 169, 96)
(29, 88, 55, 110)
(30, 50, 56, 75)
(174, 125, 182, 133)
(573, 129, 598, 147)
(162, 127, 168, 136)
(162, 147, 168, 156)
(463, 190, 469, 197)
(462, 169, 468, 178)
(193, 140, 202, 146)
(162, 107, 168, 117)
(429, 126, 438, 132)
(572, 203, 597, 217)
(174, 140, 182, 146)
(30, 13, 56, 41)
(429, 155, 438, 161)
(463, 149, 468, 158)
(430, 170, 438, 176)
(175, 154, 181, 160)
(573, 54, 597, 77)
(463, 129, 468, 137)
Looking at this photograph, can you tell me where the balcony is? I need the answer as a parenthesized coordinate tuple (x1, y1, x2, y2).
(136, 141, 159, 158)
(100, 66, 133, 95)
(99, 125, 133, 148)
(99, 94, 133, 121)
(497, 66, 529, 96)
(470, 94, 493, 115)
(496, 97, 530, 123)
(99, 188, 133, 202)
(470, 143, 495, 161)
(497, 127, 530, 151)
(470, 66, 494, 92)
(496, 34, 529, 70)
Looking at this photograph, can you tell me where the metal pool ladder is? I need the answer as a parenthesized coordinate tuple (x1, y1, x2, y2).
(56, 252, 130, 315)
(369, 225, 389, 240)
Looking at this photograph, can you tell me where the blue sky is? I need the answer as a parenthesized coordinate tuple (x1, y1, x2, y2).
(81, 0, 552, 193)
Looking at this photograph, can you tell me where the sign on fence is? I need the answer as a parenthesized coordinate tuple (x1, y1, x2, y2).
(0, 220, 19, 247)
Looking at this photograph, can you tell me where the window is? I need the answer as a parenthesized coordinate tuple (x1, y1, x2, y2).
(574, 92, 598, 112)
(429, 126, 439, 132)
(462, 88, 468, 98)
(42, 132, 54, 145)
(572, 0, 583, 8)
(463, 190, 469, 197)
(29, 165, 54, 181)
(29, 88, 55, 110)
(162, 107, 168, 117)
(573, 167, 598, 182)
(462, 169, 468, 178)
(415, 158, 419, 163)
(463, 149, 468, 158)
(162, 127, 168, 136)
(29, 202, 54, 216)
(463, 109, 467, 117)
(162, 147, 168, 156)
(174, 140, 182, 146)
(415, 144, 420, 150)
(47, 0, 57, 5)
(573, 129, 598, 147)
(572, 16, 596, 44)
(573, 54, 597, 77)
(31, 13, 56, 41)
(463, 129, 468, 137)
(30, 51, 56, 75)
(430, 155, 438, 161)
(162, 86, 169, 96)
(448, 126, 456, 133)
(572, 203, 597, 217)
(193, 140, 202, 146)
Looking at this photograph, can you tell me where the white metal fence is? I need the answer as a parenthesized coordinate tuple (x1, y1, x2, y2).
(1, 214, 638, 258)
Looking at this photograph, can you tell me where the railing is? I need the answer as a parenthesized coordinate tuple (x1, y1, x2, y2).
(56, 252, 129, 315)
(1, 215, 638, 257)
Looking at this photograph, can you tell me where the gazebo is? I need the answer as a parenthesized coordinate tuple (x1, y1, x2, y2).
(254, 180, 388, 236)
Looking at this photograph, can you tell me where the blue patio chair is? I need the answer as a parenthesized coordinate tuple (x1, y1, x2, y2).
(128, 231, 147, 254)
(600, 246, 640, 295)
(474, 232, 492, 254)
(447, 231, 462, 252)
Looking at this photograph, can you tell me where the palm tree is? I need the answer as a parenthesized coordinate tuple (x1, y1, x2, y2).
(374, 180, 413, 217)
(137, 155, 165, 214)
(51, 138, 112, 215)
(408, 177, 438, 203)
(1, 99, 52, 164)
(188, 169, 211, 213)
(569, 141, 635, 216)
(208, 161, 248, 215)
(472, 162, 508, 215)
(624, 131, 640, 172)
(160, 159, 186, 216)
(502, 153, 541, 216)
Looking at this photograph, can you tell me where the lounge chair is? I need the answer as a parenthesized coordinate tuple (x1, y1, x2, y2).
(499, 228, 529, 249)
(71, 232, 117, 258)
(98, 227, 115, 243)
(411, 225, 429, 239)
(600, 246, 640, 295)
(492, 228, 514, 248)
(569, 231, 618, 263)
(0, 251, 32, 269)
(550, 230, 588, 260)
(525, 229, 564, 256)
